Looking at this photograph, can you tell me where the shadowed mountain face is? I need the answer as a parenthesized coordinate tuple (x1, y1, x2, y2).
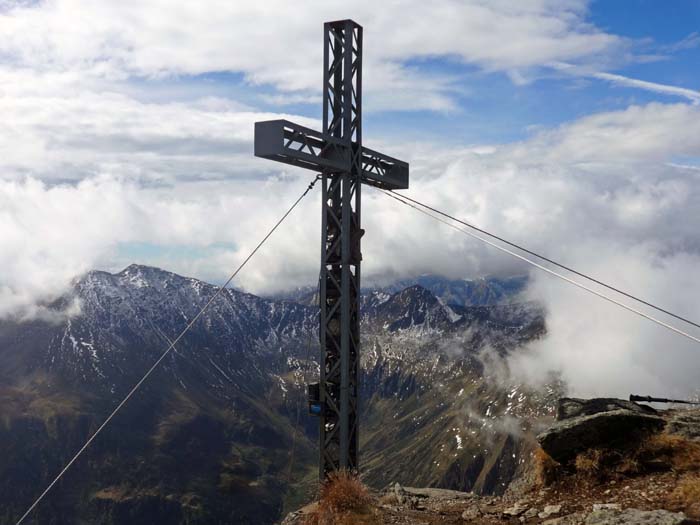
(0, 265, 550, 525)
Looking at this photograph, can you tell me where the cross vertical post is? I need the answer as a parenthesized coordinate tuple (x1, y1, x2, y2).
(254, 19, 408, 481)
(319, 19, 362, 476)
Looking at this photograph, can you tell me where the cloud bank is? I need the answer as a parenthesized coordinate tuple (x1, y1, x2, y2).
(4, 99, 700, 399)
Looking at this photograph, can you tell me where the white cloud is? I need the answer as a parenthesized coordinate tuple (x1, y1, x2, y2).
(0, 69, 318, 184)
(340, 102, 700, 398)
(551, 62, 700, 104)
(592, 72, 700, 105)
(0, 0, 626, 111)
(0, 172, 322, 318)
(661, 32, 700, 53)
(508, 243, 700, 399)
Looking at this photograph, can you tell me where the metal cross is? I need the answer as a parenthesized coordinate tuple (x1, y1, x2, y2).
(254, 19, 409, 480)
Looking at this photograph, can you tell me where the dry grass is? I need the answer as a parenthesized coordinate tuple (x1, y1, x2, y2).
(573, 448, 641, 479)
(377, 493, 398, 506)
(574, 449, 604, 478)
(616, 456, 641, 476)
(534, 447, 561, 486)
(304, 471, 379, 525)
(667, 475, 700, 518)
(566, 433, 700, 484)
(636, 433, 700, 473)
(92, 485, 129, 502)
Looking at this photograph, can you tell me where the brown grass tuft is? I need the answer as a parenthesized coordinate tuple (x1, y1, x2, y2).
(667, 475, 700, 518)
(616, 457, 641, 476)
(534, 447, 561, 486)
(304, 471, 379, 525)
(636, 433, 700, 473)
(377, 493, 398, 506)
(572, 448, 642, 480)
(564, 433, 700, 484)
(575, 449, 604, 478)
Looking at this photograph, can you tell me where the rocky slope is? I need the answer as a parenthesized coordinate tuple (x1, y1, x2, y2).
(0, 265, 546, 524)
(284, 403, 700, 525)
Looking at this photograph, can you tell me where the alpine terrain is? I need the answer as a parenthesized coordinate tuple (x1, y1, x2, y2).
(0, 265, 549, 524)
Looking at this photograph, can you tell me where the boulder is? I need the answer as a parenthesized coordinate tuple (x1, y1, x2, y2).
(400, 486, 475, 500)
(557, 398, 656, 420)
(537, 409, 665, 463)
(522, 507, 539, 520)
(585, 508, 698, 524)
(539, 504, 562, 519)
(544, 514, 586, 525)
(503, 502, 528, 516)
(666, 409, 700, 441)
(461, 506, 481, 520)
(393, 482, 406, 505)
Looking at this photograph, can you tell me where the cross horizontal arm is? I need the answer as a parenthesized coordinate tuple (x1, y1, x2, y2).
(254, 119, 408, 190)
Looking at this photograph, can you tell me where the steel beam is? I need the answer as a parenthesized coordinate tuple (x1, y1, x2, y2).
(254, 120, 409, 190)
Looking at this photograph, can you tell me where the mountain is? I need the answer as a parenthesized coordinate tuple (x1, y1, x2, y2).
(0, 265, 550, 525)
(272, 274, 528, 309)
(379, 274, 528, 307)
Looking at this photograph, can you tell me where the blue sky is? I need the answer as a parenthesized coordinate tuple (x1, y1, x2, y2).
(118, 1, 700, 149)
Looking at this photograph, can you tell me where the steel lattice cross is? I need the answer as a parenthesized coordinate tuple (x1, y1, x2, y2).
(254, 19, 409, 480)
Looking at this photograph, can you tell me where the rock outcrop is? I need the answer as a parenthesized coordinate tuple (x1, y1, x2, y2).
(537, 409, 665, 463)
(585, 508, 695, 525)
(557, 397, 657, 420)
(537, 398, 666, 463)
(666, 411, 700, 441)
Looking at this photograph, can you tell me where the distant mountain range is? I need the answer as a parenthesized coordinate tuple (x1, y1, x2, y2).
(0, 265, 554, 525)
(273, 274, 528, 308)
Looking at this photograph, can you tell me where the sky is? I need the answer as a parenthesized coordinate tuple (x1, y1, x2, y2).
(1, 0, 700, 397)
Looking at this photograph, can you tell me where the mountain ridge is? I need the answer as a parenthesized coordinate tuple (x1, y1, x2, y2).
(0, 264, 548, 525)
(272, 273, 529, 309)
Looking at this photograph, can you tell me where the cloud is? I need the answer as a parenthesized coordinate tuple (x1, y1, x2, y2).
(0, 172, 322, 319)
(0, 69, 318, 184)
(0, 0, 626, 111)
(394, 103, 700, 399)
(661, 32, 700, 53)
(2, 67, 700, 399)
(592, 72, 700, 105)
(349, 102, 700, 398)
(550, 62, 700, 104)
(508, 243, 700, 400)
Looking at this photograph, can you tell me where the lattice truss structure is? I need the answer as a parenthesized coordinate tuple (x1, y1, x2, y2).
(319, 19, 362, 476)
(254, 19, 409, 479)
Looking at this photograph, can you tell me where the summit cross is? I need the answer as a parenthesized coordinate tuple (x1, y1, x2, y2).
(254, 19, 409, 479)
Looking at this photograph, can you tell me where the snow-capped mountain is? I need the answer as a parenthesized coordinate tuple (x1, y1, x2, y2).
(0, 265, 551, 525)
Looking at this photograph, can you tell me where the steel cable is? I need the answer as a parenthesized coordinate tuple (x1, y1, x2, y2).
(15, 176, 321, 525)
(380, 189, 700, 346)
(387, 191, 700, 332)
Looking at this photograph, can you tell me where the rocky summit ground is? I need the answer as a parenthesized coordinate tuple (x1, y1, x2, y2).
(284, 480, 699, 525)
(282, 402, 700, 525)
